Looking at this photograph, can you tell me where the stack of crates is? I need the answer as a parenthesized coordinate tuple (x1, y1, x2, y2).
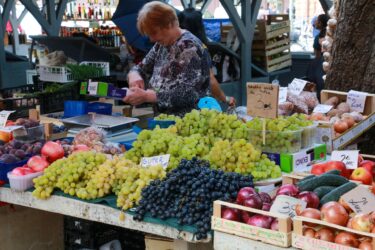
(252, 14, 292, 73)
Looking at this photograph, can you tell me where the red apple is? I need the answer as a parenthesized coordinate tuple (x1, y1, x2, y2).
(311, 162, 326, 175)
(359, 160, 375, 178)
(236, 187, 257, 205)
(350, 168, 373, 185)
(351, 213, 372, 232)
(324, 161, 347, 177)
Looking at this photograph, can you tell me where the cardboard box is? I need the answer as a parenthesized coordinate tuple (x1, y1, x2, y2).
(264, 144, 327, 173)
(316, 90, 375, 153)
(80, 81, 127, 100)
(145, 235, 173, 250)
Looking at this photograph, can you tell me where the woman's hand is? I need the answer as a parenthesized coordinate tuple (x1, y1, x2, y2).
(123, 87, 157, 106)
(226, 96, 236, 107)
(127, 71, 145, 89)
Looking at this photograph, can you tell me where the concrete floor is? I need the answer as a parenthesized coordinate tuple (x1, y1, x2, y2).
(0, 204, 64, 250)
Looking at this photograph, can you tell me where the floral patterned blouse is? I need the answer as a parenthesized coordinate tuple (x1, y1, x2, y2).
(130, 31, 211, 116)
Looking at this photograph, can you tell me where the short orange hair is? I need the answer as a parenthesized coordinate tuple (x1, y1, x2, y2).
(137, 1, 178, 36)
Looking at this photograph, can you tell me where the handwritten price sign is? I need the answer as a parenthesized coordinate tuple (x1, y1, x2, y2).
(331, 150, 359, 169)
(247, 83, 279, 119)
(346, 90, 367, 113)
(342, 186, 375, 214)
(288, 78, 307, 96)
(270, 195, 307, 218)
(140, 154, 170, 169)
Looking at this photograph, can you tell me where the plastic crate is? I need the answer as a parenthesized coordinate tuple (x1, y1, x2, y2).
(12, 125, 45, 143)
(87, 102, 112, 115)
(8, 171, 43, 191)
(64, 101, 88, 118)
(80, 61, 110, 76)
(0, 158, 29, 183)
(147, 118, 176, 130)
(0, 97, 39, 119)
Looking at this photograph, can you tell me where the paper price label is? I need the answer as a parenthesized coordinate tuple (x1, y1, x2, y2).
(270, 195, 307, 218)
(342, 186, 375, 214)
(347, 90, 367, 113)
(293, 151, 311, 173)
(140, 154, 170, 169)
(331, 150, 359, 169)
(88, 81, 99, 95)
(313, 104, 333, 114)
(278, 87, 288, 103)
(247, 83, 279, 119)
(0, 110, 15, 127)
(288, 78, 307, 96)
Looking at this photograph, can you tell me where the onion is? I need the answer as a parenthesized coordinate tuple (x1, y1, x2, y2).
(334, 232, 359, 248)
(303, 228, 315, 238)
(270, 219, 279, 231)
(321, 202, 349, 226)
(276, 184, 299, 197)
(342, 116, 355, 128)
(339, 197, 353, 213)
(300, 208, 321, 227)
(41, 141, 65, 163)
(334, 120, 349, 133)
(350, 111, 364, 122)
(296, 191, 320, 208)
(315, 228, 335, 242)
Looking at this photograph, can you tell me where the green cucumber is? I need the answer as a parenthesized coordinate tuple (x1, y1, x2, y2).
(323, 169, 341, 176)
(313, 186, 336, 199)
(298, 174, 349, 192)
(320, 182, 358, 205)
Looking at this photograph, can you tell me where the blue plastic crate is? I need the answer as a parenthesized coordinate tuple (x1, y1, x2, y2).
(119, 139, 136, 151)
(64, 101, 88, 118)
(87, 102, 112, 115)
(0, 158, 30, 183)
(147, 118, 176, 130)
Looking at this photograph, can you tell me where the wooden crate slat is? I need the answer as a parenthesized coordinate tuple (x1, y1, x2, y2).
(252, 44, 290, 57)
(252, 36, 290, 50)
(254, 26, 291, 40)
(254, 53, 291, 67)
(265, 59, 292, 72)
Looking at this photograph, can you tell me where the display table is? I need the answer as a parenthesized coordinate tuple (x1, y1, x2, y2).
(0, 187, 212, 249)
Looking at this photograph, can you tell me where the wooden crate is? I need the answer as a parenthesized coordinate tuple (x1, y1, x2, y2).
(316, 90, 375, 151)
(211, 200, 292, 247)
(293, 216, 375, 250)
(254, 15, 290, 41)
(253, 52, 292, 73)
(252, 34, 290, 50)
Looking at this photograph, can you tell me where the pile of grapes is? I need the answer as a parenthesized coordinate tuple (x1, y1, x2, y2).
(33, 152, 166, 210)
(133, 158, 254, 240)
(205, 139, 281, 180)
(246, 114, 313, 153)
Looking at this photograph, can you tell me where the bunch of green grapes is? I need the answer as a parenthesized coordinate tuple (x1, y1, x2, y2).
(205, 139, 281, 180)
(154, 113, 181, 122)
(175, 109, 248, 141)
(246, 115, 313, 153)
(32, 152, 107, 199)
(116, 164, 166, 210)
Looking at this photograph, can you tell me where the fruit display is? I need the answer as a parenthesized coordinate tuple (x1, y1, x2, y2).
(246, 114, 313, 153)
(133, 158, 254, 240)
(13, 118, 40, 128)
(205, 139, 281, 180)
(0, 140, 43, 164)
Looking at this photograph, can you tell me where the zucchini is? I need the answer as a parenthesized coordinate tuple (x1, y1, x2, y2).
(298, 174, 349, 192)
(320, 182, 358, 205)
(313, 186, 336, 199)
(323, 169, 341, 176)
(299, 174, 315, 182)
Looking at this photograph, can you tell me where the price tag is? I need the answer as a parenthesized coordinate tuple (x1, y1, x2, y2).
(88, 81, 99, 95)
(288, 78, 307, 96)
(293, 151, 311, 173)
(313, 104, 333, 114)
(331, 150, 359, 169)
(247, 83, 279, 119)
(0, 125, 24, 133)
(270, 195, 307, 218)
(0, 111, 15, 127)
(140, 154, 170, 169)
(342, 186, 375, 214)
(278, 87, 288, 104)
(347, 90, 367, 113)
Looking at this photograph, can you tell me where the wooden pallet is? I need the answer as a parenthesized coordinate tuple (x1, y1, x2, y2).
(293, 216, 375, 250)
(211, 200, 292, 247)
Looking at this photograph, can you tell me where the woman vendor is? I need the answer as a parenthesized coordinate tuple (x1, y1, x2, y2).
(123, 1, 211, 116)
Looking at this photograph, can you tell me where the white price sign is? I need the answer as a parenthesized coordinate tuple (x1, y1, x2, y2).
(278, 87, 288, 103)
(140, 154, 170, 169)
(0, 111, 15, 127)
(270, 195, 307, 218)
(313, 104, 333, 114)
(288, 78, 307, 96)
(347, 90, 367, 113)
(331, 150, 359, 169)
(293, 151, 311, 173)
(88, 81, 99, 95)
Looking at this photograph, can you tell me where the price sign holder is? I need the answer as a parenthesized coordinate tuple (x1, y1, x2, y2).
(342, 186, 375, 214)
(270, 195, 307, 218)
(0, 111, 15, 127)
(347, 90, 367, 113)
(140, 154, 170, 170)
(313, 104, 333, 114)
(331, 150, 359, 169)
(88, 80, 99, 95)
